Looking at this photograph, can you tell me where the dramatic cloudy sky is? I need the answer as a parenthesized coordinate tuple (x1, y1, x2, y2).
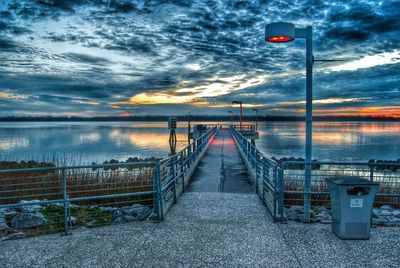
(0, 0, 399, 117)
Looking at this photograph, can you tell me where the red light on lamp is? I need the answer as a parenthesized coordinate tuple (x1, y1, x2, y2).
(267, 36, 293, 43)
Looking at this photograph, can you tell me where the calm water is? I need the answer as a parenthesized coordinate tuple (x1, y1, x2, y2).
(0, 121, 399, 164)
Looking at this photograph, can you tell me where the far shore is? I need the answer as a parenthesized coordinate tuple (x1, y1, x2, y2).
(1, 115, 399, 122)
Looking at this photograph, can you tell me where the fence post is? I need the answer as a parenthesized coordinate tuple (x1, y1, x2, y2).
(172, 157, 177, 203)
(181, 152, 185, 192)
(255, 153, 259, 193)
(272, 166, 278, 221)
(262, 163, 267, 202)
(277, 167, 285, 222)
(155, 162, 164, 221)
(62, 169, 71, 235)
(369, 165, 374, 181)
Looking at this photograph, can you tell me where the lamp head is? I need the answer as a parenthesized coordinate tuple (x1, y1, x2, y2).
(265, 22, 295, 43)
(232, 101, 242, 104)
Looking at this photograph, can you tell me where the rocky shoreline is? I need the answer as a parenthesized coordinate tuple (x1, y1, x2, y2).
(285, 205, 400, 226)
(0, 200, 152, 241)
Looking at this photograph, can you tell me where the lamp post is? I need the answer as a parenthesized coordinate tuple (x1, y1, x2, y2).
(232, 101, 243, 130)
(252, 108, 258, 131)
(186, 111, 191, 145)
(228, 111, 233, 126)
(265, 22, 314, 223)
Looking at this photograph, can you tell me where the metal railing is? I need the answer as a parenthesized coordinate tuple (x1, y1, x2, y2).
(158, 126, 217, 217)
(0, 126, 217, 237)
(280, 161, 400, 222)
(0, 162, 158, 236)
(230, 126, 283, 221)
(231, 126, 400, 224)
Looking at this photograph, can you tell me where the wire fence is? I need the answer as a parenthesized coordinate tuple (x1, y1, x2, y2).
(231, 126, 400, 225)
(0, 162, 158, 237)
(0, 126, 217, 238)
(280, 161, 400, 218)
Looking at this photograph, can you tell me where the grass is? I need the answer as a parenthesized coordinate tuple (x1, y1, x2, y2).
(282, 164, 400, 209)
(0, 159, 156, 207)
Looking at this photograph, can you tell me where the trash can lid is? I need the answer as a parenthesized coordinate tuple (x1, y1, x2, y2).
(325, 177, 380, 186)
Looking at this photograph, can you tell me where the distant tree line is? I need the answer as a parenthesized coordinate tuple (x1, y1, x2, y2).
(0, 115, 399, 122)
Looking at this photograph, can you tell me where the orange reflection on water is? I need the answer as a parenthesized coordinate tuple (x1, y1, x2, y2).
(128, 132, 187, 149)
(295, 122, 400, 134)
(312, 132, 357, 145)
(314, 106, 400, 118)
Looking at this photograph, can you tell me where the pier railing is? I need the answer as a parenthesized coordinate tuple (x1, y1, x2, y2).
(231, 126, 400, 224)
(0, 161, 159, 236)
(0, 126, 217, 236)
(230, 126, 283, 221)
(158, 126, 218, 218)
(279, 161, 400, 223)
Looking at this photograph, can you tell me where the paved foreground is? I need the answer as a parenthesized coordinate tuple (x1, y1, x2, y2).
(1, 192, 399, 267)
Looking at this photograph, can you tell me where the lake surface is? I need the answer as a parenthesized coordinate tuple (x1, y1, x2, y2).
(0, 121, 399, 164)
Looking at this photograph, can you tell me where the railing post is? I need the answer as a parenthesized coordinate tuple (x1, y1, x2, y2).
(181, 153, 185, 192)
(172, 156, 177, 203)
(62, 169, 71, 235)
(255, 153, 259, 193)
(272, 166, 277, 220)
(277, 167, 285, 222)
(262, 163, 267, 201)
(369, 165, 374, 181)
(155, 161, 164, 221)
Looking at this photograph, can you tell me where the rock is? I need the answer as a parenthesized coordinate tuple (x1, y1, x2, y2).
(19, 200, 43, 213)
(2, 231, 27, 241)
(380, 210, 393, 217)
(113, 217, 125, 224)
(11, 212, 48, 229)
(0, 216, 9, 230)
(113, 204, 151, 223)
(393, 210, 400, 219)
(380, 205, 393, 212)
(372, 208, 380, 218)
(126, 204, 151, 220)
(320, 218, 332, 224)
(99, 207, 118, 212)
(284, 206, 303, 222)
(86, 220, 98, 227)
(69, 216, 78, 225)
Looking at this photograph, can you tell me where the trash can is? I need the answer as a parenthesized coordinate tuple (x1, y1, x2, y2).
(326, 177, 379, 239)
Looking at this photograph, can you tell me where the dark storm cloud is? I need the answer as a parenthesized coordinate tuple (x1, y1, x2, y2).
(62, 52, 111, 65)
(0, 0, 399, 116)
(325, 3, 400, 42)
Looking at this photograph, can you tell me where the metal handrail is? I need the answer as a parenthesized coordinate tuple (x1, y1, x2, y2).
(230, 126, 283, 221)
(158, 126, 218, 216)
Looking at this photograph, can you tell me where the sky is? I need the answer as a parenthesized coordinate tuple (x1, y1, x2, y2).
(0, 0, 399, 117)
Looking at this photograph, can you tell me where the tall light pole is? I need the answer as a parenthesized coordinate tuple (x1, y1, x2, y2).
(186, 111, 191, 145)
(228, 111, 233, 126)
(232, 101, 243, 129)
(252, 108, 258, 131)
(265, 22, 314, 223)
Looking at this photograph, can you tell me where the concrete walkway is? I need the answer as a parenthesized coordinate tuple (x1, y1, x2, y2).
(1, 192, 399, 267)
(187, 129, 253, 193)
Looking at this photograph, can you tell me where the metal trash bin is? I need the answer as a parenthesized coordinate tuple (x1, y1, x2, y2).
(326, 177, 379, 239)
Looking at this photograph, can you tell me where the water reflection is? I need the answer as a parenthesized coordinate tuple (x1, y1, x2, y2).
(0, 137, 30, 150)
(0, 121, 398, 163)
(256, 122, 400, 161)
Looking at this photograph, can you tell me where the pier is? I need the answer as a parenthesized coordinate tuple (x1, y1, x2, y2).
(1, 125, 399, 267)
